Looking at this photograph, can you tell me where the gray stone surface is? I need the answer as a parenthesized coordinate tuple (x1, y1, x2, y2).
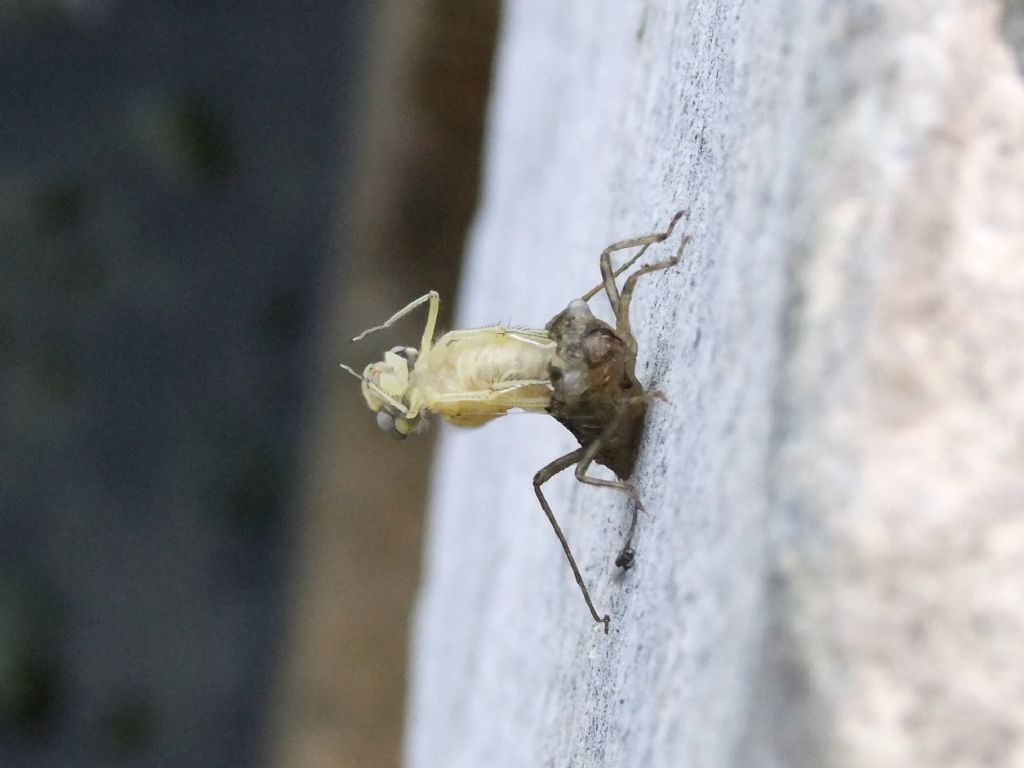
(406, 2, 1024, 767)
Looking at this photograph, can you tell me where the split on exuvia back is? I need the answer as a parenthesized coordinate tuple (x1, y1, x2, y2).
(341, 210, 691, 632)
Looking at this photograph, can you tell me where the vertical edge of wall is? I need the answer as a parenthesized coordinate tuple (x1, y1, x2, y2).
(270, 3, 500, 768)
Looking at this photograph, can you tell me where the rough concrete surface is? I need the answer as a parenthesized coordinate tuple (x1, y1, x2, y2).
(406, 2, 1024, 767)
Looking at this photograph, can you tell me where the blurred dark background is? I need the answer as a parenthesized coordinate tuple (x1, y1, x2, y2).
(0, 2, 499, 767)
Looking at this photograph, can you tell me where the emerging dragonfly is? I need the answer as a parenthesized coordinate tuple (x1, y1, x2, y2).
(342, 210, 690, 631)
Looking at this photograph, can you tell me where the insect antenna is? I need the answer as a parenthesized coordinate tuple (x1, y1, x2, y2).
(338, 363, 363, 380)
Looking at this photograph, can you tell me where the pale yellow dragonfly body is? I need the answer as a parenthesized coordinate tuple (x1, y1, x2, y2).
(342, 290, 556, 436)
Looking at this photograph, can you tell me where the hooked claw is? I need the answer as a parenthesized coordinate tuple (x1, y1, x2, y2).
(615, 547, 636, 570)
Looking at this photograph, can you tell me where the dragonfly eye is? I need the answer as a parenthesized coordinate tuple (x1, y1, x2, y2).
(376, 405, 415, 442)
(376, 408, 406, 440)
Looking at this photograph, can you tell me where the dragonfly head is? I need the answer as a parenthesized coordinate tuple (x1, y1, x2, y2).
(344, 346, 423, 439)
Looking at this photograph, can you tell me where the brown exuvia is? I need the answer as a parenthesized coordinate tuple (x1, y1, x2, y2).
(344, 210, 690, 631)
(536, 210, 689, 631)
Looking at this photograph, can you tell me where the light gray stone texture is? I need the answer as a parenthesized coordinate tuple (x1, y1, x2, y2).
(406, 2, 1024, 767)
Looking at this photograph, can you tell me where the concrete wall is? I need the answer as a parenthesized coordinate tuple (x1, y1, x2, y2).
(406, 2, 1024, 767)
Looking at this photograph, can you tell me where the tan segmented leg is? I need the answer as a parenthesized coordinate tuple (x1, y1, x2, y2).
(571, 423, 645, 571)
(581, 209, 688, 310)
(533, 448, 610, 632)
(351, 290, 441, 354)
